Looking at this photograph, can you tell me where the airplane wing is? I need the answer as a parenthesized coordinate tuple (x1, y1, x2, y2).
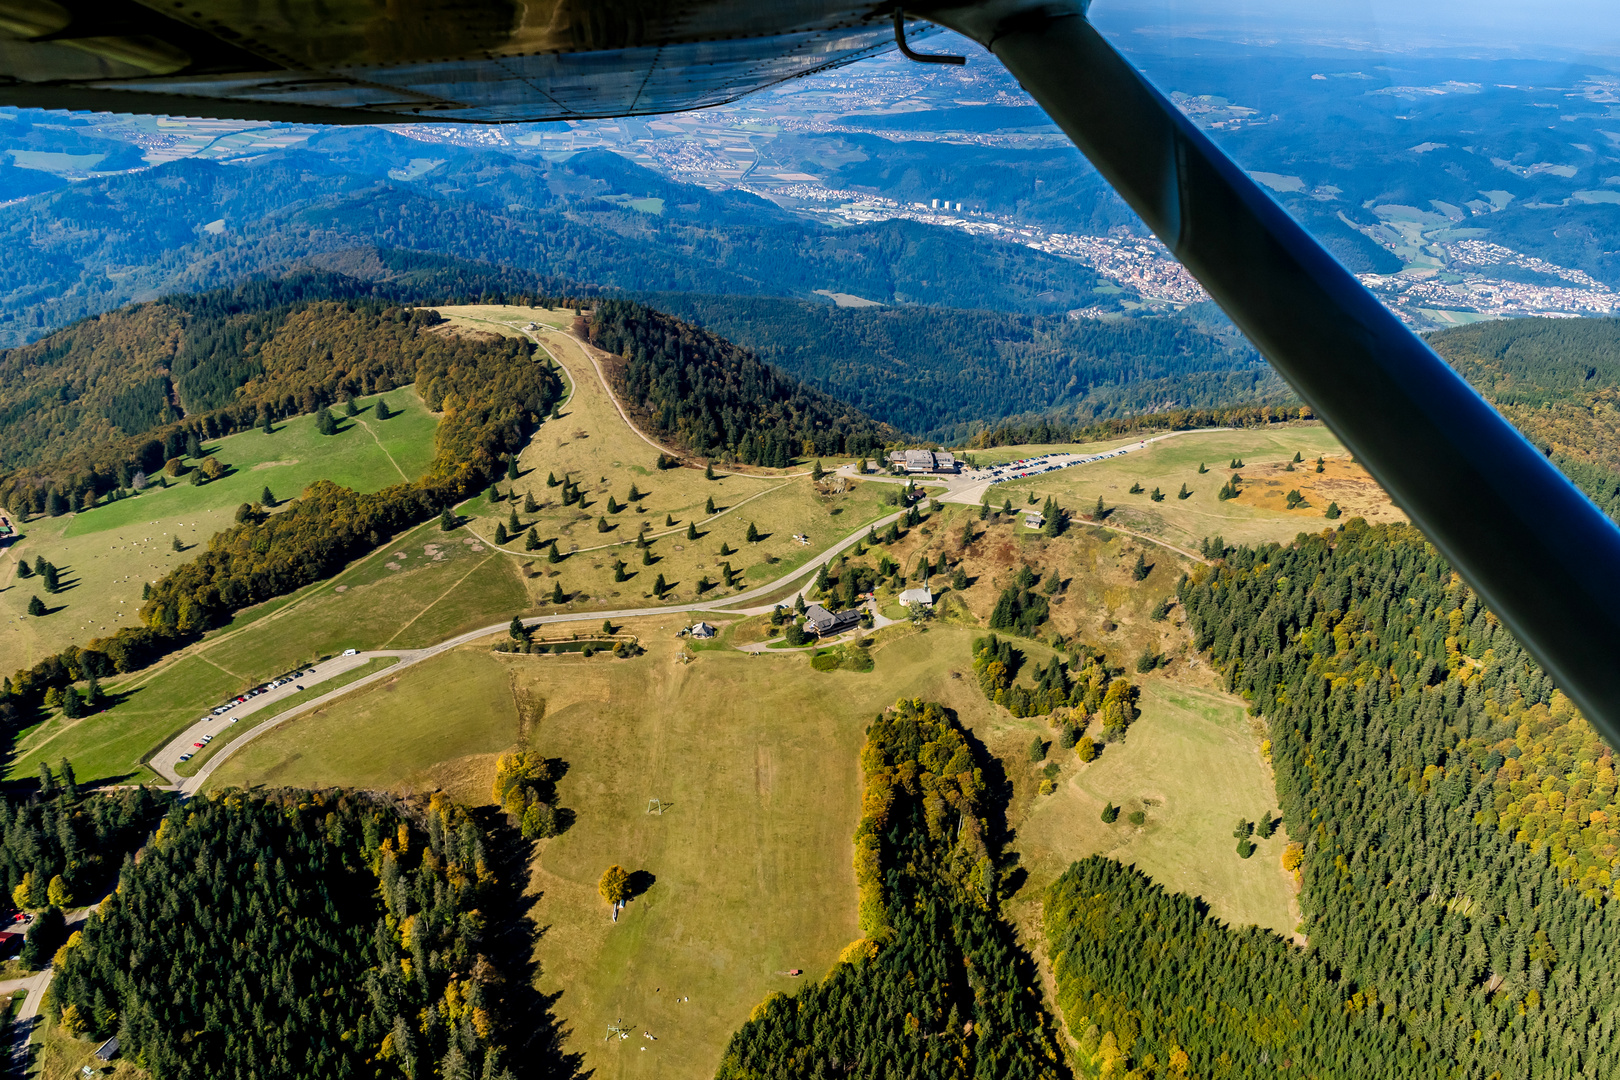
(0, 0, 916, 123)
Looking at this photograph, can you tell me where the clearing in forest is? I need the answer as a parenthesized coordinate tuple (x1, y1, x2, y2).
(0, 387, 438, 671)
(1012, 679, 1297, 936)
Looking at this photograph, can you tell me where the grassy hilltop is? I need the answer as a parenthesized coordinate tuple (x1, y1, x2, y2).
(0, 387, 438, 669)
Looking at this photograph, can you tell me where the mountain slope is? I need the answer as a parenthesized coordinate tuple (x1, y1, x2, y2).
(586, 299, 896, 462)
(642, 292, 1285, 439)
(0, 129, 1107, 347)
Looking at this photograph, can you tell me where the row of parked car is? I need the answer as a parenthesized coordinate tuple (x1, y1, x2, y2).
(176, 669, 318, 762)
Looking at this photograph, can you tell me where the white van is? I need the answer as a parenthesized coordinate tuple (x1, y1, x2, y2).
(342, 648, 357, 656)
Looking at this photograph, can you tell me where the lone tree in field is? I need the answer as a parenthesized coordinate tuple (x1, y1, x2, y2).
(494, 522, 509, 544)
(526, 528, 540, 551)
(261, 485, 275, 507)
(41, 563, 59, 592)
(686, 521, 698, 541)
(27, 595, 44, 616)
(599, 865, 630, 908)
(374, 397, 391, 420)
(602, 619, 614, 636)
(1324, 501, 1342, 519)
(171, 535, 184, 552)
(746, 522, 760, 543)
(551, 581, 565, 604)
(315, 409, 337, 436)
(345, 396, 359, 417)
(509, 615, 527, 641)
(811, 460, 825, 481)
(524, 491, 538, 514)
(440, 508, 457, 531)
(1132, 551, 1149, 581)
(15, 561, 29, 579)
(507, 457, 520, 481)
(653, 573, 667, 596)
(705, 495, 715, 515)
(704, 462, 715, 480)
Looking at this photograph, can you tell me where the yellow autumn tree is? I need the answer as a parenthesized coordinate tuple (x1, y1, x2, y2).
(11, 871, 40, 911)
(599, 865, 630, 906)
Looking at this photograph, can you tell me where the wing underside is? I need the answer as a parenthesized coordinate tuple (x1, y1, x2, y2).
(0, 0, 903, 123)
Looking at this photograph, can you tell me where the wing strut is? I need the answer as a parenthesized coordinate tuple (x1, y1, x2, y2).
(928, 3, 1620, 739)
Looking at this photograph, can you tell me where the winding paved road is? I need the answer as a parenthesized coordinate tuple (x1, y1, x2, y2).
(166, 360, 1219, 795)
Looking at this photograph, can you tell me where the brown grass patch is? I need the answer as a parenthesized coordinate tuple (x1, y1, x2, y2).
(1230, 456, 1405, 523)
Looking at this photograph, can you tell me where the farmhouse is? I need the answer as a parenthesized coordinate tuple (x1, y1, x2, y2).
(898, 588, 934, 608)
(888, 449, 959, 474)
(803, 604, 861, 636)
(689, 621, 717, 639)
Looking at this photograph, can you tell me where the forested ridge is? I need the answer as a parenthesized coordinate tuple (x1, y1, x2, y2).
(50, 789, 565, 1079)
(587, 299, 896, 464)
(1431, 316, 1620, 482)
(2, 293, 561, 714)
(718, 698, 1063, 1079)
(641, 293, 1284, 439)
(0, 267, 584, 511)
(1039, 519, 1620, 1079)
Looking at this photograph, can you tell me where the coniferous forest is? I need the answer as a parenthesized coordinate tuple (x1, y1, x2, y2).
(586, 300, 896, 465)
(0, 764, 170, 911)
(1038, 520, 1620, 1078)
(49, 789, 567, 1080)
(718, 699, 1063, 1080)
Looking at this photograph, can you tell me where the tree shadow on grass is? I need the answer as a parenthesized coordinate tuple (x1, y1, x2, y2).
(625, 869, 656, 902)
(470, 804, 587, 1080)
